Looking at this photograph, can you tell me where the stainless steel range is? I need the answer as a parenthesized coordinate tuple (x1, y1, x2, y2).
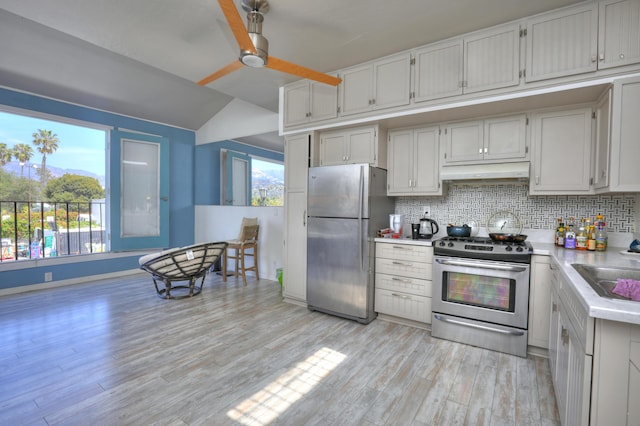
(431, 236, 533, 357)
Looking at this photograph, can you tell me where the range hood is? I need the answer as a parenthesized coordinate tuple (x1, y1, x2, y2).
(440, 161, 530, 181)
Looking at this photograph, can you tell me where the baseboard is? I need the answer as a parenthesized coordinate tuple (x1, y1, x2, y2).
(0, 269, 144, 297)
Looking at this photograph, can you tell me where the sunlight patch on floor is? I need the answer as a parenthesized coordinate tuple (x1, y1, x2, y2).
(227, 346, 347, 425)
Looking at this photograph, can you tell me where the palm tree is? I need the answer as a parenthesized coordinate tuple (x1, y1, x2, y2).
(13, 143, 34, 177)
(32, 129, 59, 186)
(0, 143, 13, 168)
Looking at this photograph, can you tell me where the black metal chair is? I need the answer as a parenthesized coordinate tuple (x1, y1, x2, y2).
(139, 241, 228, 299)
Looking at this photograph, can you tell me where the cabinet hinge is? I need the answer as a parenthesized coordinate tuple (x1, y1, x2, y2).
(444, 152, 447, 159)
(410, 57, 415, 65)
(590, 177, 594, 185)
(526, 117, 529, 125)
(592, 111, 596, 119)
(519, 28, 527, 37)
(525, 146, 529, 154)
(410, 91, 415, 99)
(337, 106, 341, 114)
(519, 69, 527, 78)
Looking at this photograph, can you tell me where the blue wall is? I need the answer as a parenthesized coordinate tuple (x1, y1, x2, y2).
(195, 140, 283, 205)
(0, 87, 196, 290)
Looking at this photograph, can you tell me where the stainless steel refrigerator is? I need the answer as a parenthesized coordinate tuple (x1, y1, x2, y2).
(307, 163, 394, 324)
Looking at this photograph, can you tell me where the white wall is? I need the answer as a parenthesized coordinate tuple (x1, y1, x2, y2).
(195, 98, 278, 145)
(194, 205, 283, 281)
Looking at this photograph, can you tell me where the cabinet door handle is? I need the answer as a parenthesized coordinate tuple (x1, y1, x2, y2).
(561, 327, 569, 345)
(478, 148, 483, 154)
(484, 147, 488, 153)
(391, 293, 411, 299)
(392, 261, 413, 267)
(552, 302, 557, 313)
(303, 210, 306, 226)
(591, 54, 597, 63)
(599, 53, 605, 61)
(536, 175, 540, 185)
(391, 277, 412, 283)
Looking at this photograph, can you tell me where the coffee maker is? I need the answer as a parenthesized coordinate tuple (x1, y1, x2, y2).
(418, 217, 439, 239)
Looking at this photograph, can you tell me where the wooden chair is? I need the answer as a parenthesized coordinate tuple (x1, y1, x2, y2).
(223, 222, 260, 285)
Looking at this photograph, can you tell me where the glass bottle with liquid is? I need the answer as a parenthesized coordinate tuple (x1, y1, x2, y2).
(595, 217, 607, 252)
(555, 218, 565, 247)
(586, 217, 596, 251)
(564, 217, 576, 249)
(576, 218, 588, 250)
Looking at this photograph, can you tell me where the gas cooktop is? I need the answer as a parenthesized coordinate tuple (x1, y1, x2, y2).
(434, 236, 533, 263)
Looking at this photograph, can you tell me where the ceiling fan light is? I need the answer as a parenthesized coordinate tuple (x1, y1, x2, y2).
(241, 54, 266, 67)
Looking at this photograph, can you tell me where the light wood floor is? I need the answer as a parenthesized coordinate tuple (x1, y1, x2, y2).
(0, 273, 560, 425)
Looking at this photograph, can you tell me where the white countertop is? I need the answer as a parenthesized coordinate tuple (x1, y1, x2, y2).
(375, 237, 640, 325)
(531, 242, 640, 325)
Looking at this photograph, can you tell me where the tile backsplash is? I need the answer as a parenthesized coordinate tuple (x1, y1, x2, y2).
(395, 182, 637, 233)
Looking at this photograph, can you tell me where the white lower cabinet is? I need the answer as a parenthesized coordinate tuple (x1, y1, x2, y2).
(548, 263, 640, 425)
(591, 319, 640, 425)
(528, 255, 552, 349)
(549, 267, 593, 426)
(374, 242, 432, 324)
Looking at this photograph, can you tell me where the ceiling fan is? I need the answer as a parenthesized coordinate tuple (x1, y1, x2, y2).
(197, 0, 342, 87)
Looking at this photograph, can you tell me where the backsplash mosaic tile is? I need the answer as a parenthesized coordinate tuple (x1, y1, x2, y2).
(395, 182, 637, 233)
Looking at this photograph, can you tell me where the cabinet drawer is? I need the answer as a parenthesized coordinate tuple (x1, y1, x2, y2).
(375, 288, 431, 323)
(375, 273, 431, 296)
(376, 243, 433, 262)
(375, 258, 432, 280)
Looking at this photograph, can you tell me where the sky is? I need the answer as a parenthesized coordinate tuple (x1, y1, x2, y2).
(0, 111, 106, 176)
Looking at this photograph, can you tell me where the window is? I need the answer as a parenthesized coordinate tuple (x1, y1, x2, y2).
(251, 158, 284, 206)
(0, 109, 107, 261)
(220, 150, 284, 207)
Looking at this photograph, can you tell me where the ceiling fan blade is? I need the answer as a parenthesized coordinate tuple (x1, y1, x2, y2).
(218, 0, 256, 54)
(266, 57, 342, 86)
(197, 61, 244, 86)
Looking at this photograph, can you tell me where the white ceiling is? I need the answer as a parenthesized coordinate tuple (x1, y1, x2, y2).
(0, 0, 583, 149)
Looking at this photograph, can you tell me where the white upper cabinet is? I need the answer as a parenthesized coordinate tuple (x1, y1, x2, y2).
(340, 53, 411, 116)
(609, 74, 640, 191)
(319, 125, 387, 168)
(598, 0, 640, 69)
(464, 24, 521, 94)
(483, 114, 528, 161)
(414, 40, 463, 102)
(283, 80, 337, 127)
(530, 107, 594, 194)
(525, 3, 598, 82)
(414, 24, 520, 102)
(442, 120, 484, 163)
(442, 114, 527, 164)
(387, 126, 441, 196)
(593, 88, 612, 191)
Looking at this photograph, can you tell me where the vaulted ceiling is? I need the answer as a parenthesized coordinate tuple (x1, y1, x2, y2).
(0, 0, 582, 147)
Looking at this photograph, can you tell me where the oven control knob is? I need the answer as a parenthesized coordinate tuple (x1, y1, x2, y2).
(447, 242, 454, 247)
(516, 246, 524, 252)
(438, 241, 446, 247)
(505, 245, 513, 252)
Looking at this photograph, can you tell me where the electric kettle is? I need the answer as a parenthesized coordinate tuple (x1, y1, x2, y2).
(419, 218, 439, 239)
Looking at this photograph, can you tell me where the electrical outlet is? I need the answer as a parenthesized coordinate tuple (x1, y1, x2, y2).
(422, 205, 432, 217)
(44, 272, 53, 282)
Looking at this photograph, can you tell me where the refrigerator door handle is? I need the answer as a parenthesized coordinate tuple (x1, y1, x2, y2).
(358, 165, 364, 271)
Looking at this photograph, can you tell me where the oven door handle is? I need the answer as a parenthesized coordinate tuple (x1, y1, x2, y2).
(435, 258, 528, 273)
(433, 314, 525, 336)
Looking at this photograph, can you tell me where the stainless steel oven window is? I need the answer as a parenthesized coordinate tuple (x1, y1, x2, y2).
(442, 271, 516, 312)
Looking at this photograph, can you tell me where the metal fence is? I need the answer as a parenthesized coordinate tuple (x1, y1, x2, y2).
(0, 200, 106, 262)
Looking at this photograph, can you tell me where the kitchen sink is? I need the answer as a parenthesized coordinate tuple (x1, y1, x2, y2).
(571, 263, 640, 301)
